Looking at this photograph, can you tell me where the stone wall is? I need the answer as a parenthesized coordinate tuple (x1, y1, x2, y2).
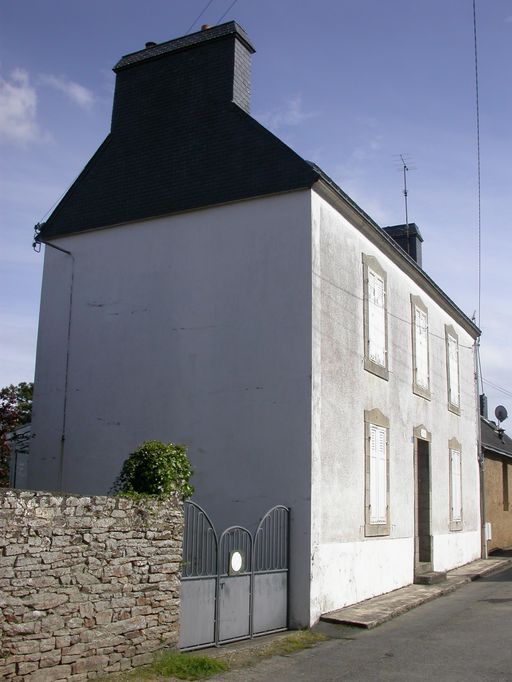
(0, 489, 183, 681)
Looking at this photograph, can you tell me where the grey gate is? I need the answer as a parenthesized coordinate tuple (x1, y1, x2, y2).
(179, 502, 289, 650)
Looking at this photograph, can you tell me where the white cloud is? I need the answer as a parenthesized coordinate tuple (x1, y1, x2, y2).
(40, 74, 95, 110)
(0, 68, 43, 145)
(256, 95, 318, 131)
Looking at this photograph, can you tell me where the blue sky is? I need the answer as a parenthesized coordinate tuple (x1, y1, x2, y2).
(1, 0, 511, 416)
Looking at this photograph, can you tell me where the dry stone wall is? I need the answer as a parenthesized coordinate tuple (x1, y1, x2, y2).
(0, 489, 183, 681)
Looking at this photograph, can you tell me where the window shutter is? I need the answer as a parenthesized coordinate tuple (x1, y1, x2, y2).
(448, 335, 460, 406)
(370, 424, 387, 524)
(368, 270, 386, 366)
(415, 308, 429, 389)
(450, 449, 462, 521)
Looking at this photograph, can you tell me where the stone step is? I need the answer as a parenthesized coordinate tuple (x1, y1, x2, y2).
(414, 571, 447, 585)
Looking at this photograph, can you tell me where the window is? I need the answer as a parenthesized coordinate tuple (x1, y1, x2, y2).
(363, 255, 388, 380)
(411, 296, 430, 399)
(364, 409, 390, 536)
(449, 438, 463, 531)
(445, 326, 460, 413)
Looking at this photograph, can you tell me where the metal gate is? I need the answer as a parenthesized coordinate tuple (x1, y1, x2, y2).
(179, 502, 289, 650)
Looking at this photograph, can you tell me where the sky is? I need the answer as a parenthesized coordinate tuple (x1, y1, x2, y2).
(1, 0, 511, 418)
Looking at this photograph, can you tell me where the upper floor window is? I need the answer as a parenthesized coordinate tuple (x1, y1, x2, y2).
(411, 295, 430, 399)
(445, 325, 460, 413)
(363, 255, 388, 380)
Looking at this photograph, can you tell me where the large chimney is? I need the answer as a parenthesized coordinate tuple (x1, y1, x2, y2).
(383, 223, 423, 267)
(111, 22, 254, 133)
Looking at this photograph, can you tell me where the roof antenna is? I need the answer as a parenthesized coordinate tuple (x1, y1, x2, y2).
(394, 154, 416, 255)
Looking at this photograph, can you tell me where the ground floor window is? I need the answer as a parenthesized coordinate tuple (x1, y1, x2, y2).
(364, 409, 390, 536)
(449, 438, 463, 531)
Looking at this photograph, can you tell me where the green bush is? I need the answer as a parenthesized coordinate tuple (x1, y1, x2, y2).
(113, 440, 194, 500)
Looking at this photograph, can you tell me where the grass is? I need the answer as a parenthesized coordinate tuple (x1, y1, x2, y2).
(259, 630, 329, 657)
(96, 652, 228, 682)
(151, 652, 229, 680)
(97, 629, 329, 681)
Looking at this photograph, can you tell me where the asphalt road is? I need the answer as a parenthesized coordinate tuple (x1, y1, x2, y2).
(217, 566, 512, 681)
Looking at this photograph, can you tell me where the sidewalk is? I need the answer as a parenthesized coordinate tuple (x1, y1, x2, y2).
(319, 555, 512, 630)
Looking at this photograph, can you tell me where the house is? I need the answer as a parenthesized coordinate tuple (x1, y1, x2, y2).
(481, 414, 512, 553)
(28, 22, 482, 628)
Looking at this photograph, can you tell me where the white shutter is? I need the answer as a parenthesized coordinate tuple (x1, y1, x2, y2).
(414, 307, 429, 389)
(450, 449, 462, 522)
(370, 424, 387, 524)
(448, 334, 460, 407)
(368, 270, 386, 366)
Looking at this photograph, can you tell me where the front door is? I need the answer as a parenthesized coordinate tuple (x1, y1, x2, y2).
(415, 437, 432, 568)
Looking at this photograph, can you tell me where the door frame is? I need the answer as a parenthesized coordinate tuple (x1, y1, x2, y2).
(413, 425, 433, 570)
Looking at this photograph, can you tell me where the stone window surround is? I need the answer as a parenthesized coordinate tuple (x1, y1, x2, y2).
(364, 408, 390, 537)
(362, 254, 389, 381)
(445, 324, 461, 415)
(410, 295, 431, 400)
(449, 436, 463, 531)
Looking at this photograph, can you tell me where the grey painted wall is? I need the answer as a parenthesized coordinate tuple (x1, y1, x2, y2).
(30, 191, 313, 626)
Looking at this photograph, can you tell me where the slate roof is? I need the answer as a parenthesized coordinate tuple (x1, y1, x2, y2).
(481, 417, 512, 460)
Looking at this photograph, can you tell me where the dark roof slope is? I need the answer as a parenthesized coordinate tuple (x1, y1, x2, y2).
(481, 417, 512, 460)
(39, 22, 317, 240)
(39, 107, 318, 238)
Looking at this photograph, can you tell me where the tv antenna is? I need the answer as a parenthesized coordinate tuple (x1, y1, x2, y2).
(394, 154, 416, 255)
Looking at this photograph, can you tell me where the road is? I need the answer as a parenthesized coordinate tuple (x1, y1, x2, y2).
(217, 566, 512, 681)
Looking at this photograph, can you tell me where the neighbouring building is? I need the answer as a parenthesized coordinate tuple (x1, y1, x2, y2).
(481, 415, 512, 553)
(28, 22, 481, 627)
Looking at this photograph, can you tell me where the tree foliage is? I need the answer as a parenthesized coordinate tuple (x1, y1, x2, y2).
(0, 382, 33, 487)
(113, 440, 194, 500)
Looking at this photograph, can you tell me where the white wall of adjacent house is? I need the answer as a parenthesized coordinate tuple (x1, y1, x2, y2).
(29, 190, 314, 627)
(310, 189, 481, 623)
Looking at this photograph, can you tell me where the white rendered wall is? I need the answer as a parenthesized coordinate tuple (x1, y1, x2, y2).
(310, 190, 480, 623)
(30, 191, 313, 626)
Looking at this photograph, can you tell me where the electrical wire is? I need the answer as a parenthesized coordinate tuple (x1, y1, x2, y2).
(185, 0, 216, 34)
(216, 0, 238, 24)
(481, 378, 512, 400)
(313, 270, 476, 350)
(473, 0, 482, 329)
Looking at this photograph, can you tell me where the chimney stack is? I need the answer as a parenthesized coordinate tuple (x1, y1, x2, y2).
(111, 22, 255, 135)
(480, 393, 488, 419)
(383, 223, 423, 267)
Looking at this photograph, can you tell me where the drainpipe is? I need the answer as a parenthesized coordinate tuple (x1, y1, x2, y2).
(475, 338, 486, 559)
(34, 226, 74, 491)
